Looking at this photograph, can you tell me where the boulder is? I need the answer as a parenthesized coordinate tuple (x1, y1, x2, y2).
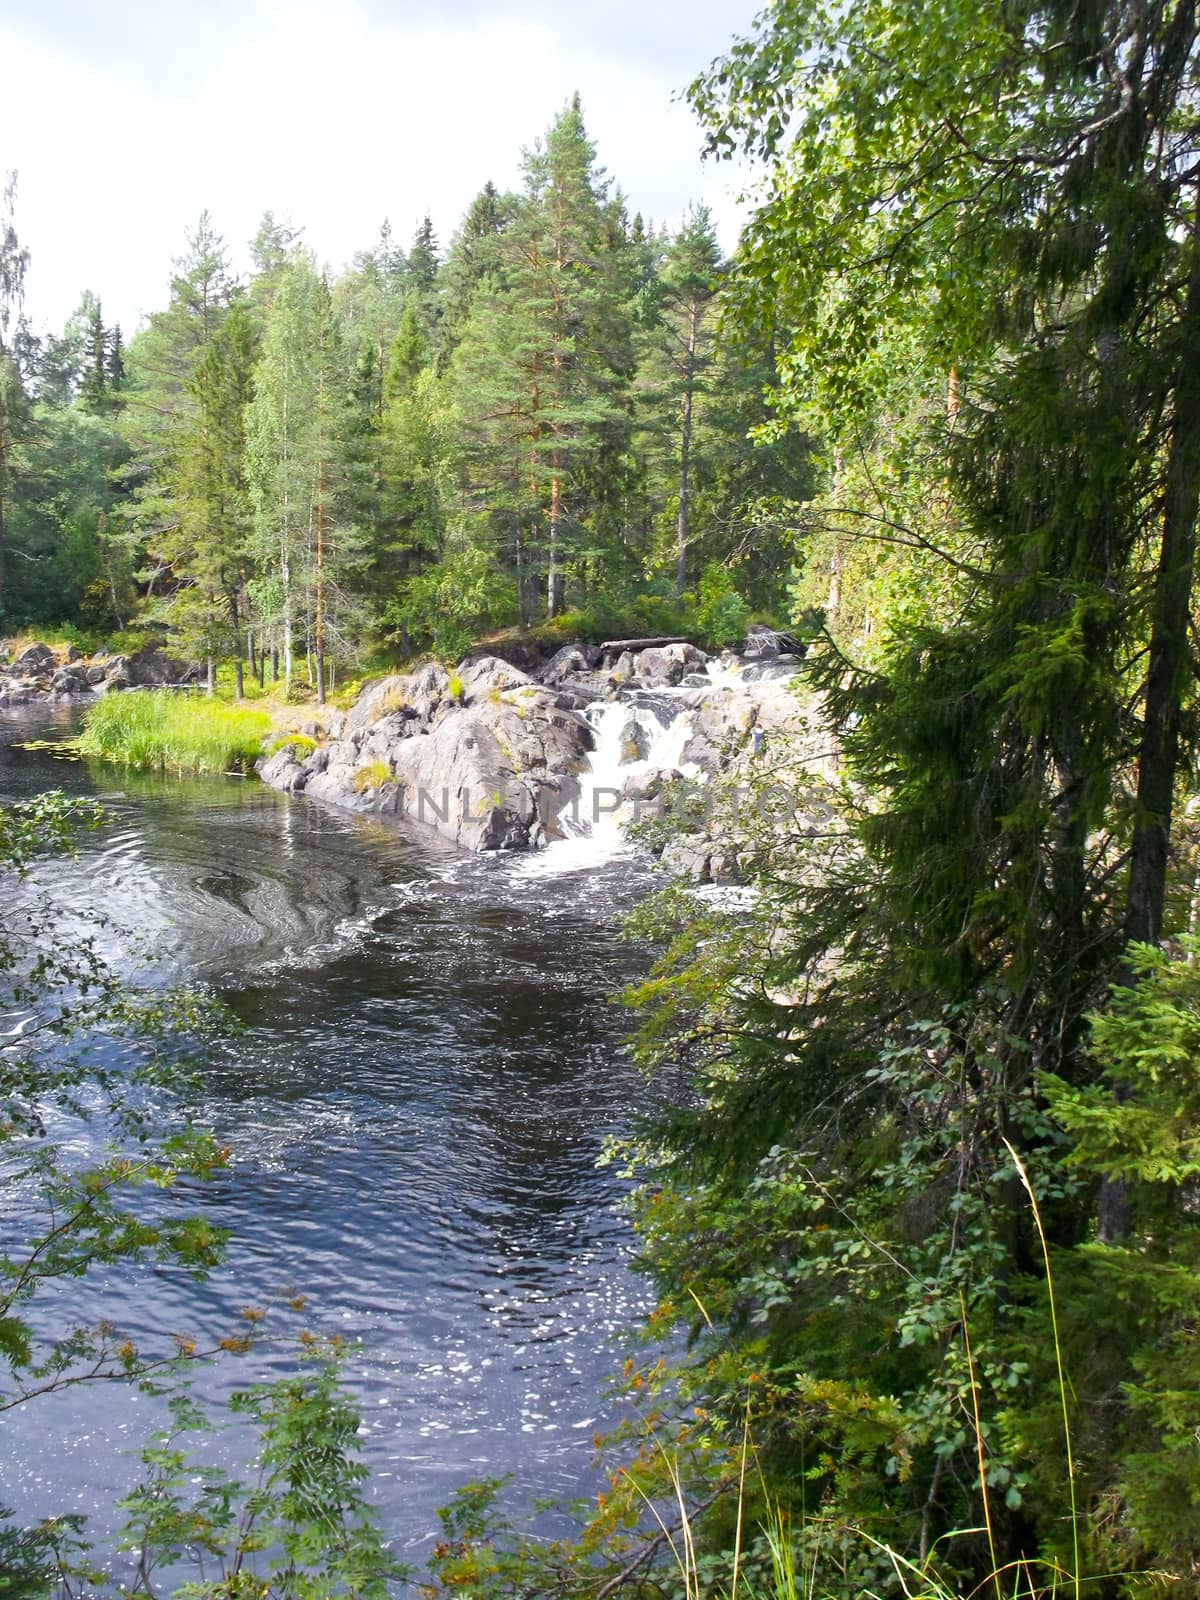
(636, 642, 708, 687)
(11, 642, 55, 673)
(621, 767, 679, 804)
(258, 747, 307, 792)
(541, 644, 590, 685)
(50, 667, 88, 695)
(261, 656, 593, 851)
(619, 715, 649, 763)
(127, 645, 185, 687)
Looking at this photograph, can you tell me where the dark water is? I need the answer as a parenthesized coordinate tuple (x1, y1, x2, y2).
(0, 708, 659, 1562)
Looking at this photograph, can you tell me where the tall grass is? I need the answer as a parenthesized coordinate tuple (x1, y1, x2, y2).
(640, 1157, 1089, 1600)
(74, 690, 271, 774)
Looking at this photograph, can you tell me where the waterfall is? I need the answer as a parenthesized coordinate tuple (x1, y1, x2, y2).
(519, 696, 695, 875)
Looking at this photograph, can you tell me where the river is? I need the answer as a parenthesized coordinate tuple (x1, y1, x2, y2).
(0, 706, 663, 1567)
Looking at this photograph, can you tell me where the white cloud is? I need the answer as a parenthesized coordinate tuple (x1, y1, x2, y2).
(0, 1, 749, 337)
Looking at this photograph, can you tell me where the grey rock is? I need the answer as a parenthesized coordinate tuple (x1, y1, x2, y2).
(259, 747, 307, 792)
(541, 644, 589, 685)
(11, 642, 55, 672)
(619, 715, 649, 763)
(127, 645, 186, 687)
(621, 767, 679, 803)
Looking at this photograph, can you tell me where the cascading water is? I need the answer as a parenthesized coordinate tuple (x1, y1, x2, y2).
(521, 696, 696, 875)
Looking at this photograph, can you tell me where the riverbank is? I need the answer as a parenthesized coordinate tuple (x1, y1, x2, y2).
(259, 632, 827, 869)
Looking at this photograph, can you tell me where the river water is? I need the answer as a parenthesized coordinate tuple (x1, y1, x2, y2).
(0, 707, 664, 1565)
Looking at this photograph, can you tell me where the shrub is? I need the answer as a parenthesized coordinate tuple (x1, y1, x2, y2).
(693, 562, 750, 648)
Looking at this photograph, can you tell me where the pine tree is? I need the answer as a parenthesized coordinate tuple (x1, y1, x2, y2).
(452, 97, 629, 619)
(120, 214, 240, 662)
(642, 206, 722, 595)
(156, 297, 259, 693)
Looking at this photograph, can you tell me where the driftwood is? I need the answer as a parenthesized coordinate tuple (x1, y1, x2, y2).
(598, 635, 690, 653)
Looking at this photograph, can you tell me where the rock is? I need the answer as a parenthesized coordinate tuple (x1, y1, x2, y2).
(50, 668, 85, 694)
(258, 747, 306, 792)
(263, 656, 593, 851)
(65, 646, 82, 663)
(619, 715, 649, 763)
(11, 642, 55, 672)
(127, 644, 187, 687)
(459, 655, 533, 697)
(85, 663, 108, 685)
(103, 657, 132, 691)
(609, 650, 637, 682)
(679, 689, 750, 771)
(634, 646, 682, 686)
(661, 836, 712, 882)
(621, 767, 679, 804)
(541, 644, 590, 685)
(744, 623, 807, 659)
(636, 642, 708, 687)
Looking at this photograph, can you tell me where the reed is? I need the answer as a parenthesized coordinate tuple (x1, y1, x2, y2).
(74, 690, 271, 774)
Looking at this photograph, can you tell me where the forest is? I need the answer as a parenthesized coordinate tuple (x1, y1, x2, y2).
(5, 0, 1200, 1595)
(0, 96, 811, 689)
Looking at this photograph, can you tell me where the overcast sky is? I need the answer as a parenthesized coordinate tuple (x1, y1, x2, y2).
(0, 0, 760, 338)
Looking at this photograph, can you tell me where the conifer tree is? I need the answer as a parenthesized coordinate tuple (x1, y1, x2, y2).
(452, 97, 629, 618)
(641, 206, 722, 595)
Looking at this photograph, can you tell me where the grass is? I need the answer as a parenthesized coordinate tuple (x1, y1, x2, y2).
(633, 1161, 1087, 1600)
(266, 732, 317, 757)
(74, 690, 271, 775)
(352, 761, 391, 793)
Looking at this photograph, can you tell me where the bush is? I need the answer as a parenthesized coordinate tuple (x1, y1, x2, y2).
(693, 563, 750, 648)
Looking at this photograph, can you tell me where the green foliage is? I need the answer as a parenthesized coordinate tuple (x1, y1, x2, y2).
(74, 689, 270, 773)
(267, 732, 317, 757)
(692, 563, 749, 649)
(116, 1359, 403, 1597)
(384, 536, 516, 661)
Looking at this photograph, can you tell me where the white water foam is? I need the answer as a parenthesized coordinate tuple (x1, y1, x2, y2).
(518, 698, 696, 876)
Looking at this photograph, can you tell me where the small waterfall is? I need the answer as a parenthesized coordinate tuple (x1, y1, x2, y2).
(521, 697, 694, 875)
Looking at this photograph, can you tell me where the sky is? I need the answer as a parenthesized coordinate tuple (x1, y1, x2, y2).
(0, 0, 761, 339)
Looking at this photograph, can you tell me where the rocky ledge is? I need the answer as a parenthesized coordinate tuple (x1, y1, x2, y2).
(259, 655, 593, 852)
(259, 628, 825, 857)
(0, 640, 193, 707)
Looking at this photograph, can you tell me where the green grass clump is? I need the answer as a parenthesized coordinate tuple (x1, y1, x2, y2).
(266, 732, 317, 757)
(74, 691, 271, 774)
(352, 761, 391, 793)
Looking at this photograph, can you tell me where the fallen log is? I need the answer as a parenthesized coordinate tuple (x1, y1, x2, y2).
(597, 635, 691, 653)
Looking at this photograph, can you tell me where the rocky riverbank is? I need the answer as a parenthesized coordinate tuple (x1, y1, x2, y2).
(0, 640, 193, 707)
(259, 629, 828, 865)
